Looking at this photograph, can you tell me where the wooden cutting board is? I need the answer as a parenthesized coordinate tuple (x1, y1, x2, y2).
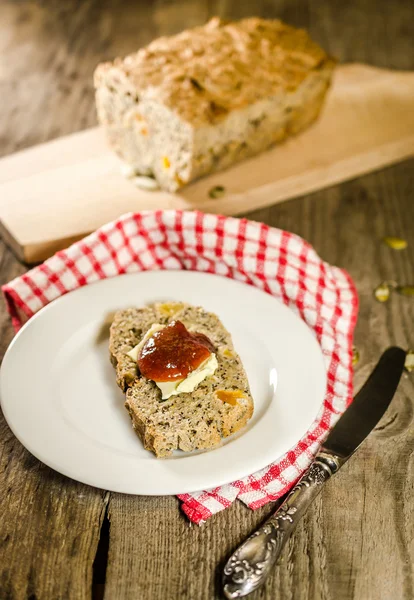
(0, 63, 413, 264)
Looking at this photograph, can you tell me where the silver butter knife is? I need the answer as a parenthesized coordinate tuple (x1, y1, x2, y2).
(223, 346, 406, 599)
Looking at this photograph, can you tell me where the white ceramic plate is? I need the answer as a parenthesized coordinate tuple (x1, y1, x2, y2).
(0, 271, 326, 495)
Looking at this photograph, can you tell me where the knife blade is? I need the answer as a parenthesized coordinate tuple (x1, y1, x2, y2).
(322, 346, 406, 460)
(223, 346, 406, 599)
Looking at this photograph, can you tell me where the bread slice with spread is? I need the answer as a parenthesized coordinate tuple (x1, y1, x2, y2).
(109, 302, 253, 457)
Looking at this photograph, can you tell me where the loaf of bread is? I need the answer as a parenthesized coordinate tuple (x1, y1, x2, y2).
(94, 17, 335, 192)
(109, 302, 254, 457)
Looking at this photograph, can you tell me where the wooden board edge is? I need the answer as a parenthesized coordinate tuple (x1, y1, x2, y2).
(0, 220, 25, 263)
(23, 232, 93, 264)
(0, 220, 92, 265)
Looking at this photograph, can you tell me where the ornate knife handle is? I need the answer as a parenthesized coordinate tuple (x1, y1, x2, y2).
(223, 451, 342, 599)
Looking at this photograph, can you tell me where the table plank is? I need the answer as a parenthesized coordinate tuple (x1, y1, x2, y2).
(0, 0, 413, 599)
(0, 241, 108, 600)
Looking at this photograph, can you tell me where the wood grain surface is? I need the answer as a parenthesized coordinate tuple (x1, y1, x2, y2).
(0, 1, 413, 599)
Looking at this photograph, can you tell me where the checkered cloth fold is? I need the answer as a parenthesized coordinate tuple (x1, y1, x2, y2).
(2, 210, 358, 524)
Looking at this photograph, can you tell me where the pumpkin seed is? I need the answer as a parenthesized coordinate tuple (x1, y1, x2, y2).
(209, 185, 226, 199)
(352, 346, 360, 366)
(374, 281, 391, 302)
(404, 350, 414, 373)
(395, 285, 414, 297)
(189, 77, 204, 91)
(383, 236, 408, 250)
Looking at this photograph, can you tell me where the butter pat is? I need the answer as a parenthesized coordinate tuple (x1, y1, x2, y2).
(158, 353, 218, 399)
(126, 323, 164, 361)
(126, 324, 218, 399)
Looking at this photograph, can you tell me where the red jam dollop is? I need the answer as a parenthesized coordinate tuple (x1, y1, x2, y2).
(137, 320, 215, 382)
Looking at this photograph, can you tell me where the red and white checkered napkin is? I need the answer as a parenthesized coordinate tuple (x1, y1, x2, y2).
(3, 210, 358, 524)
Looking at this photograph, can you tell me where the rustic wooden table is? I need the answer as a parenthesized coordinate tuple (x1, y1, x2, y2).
(1, 1, 413, 599)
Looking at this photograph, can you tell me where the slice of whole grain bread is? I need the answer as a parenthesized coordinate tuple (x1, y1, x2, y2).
(109, 302, 254, 457)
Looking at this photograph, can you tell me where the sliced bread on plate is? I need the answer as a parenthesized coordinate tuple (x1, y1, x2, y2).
(109, 302, 254, 457)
